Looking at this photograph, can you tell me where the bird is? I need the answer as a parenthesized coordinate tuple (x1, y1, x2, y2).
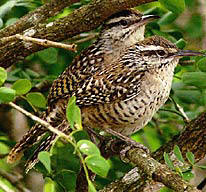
(7, 9, 203, 172)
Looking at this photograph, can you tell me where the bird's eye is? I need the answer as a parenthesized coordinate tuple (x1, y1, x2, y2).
(157, 50, 166, 57)
(120, 20, 128, 26)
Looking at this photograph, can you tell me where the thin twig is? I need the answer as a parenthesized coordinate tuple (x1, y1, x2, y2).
(159, 108, 186, 120)
(8, 102, 70, 139)
(169, 97, 190, 123)
(1, 34, 77, 52)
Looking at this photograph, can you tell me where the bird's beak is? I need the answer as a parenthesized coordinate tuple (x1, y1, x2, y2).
(175, 50, 205, 57)
(140, 15, 160, 24)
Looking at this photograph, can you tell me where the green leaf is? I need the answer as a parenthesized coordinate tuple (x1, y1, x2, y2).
(158, 187, 173, 192)
(51, 142, 80, 173)
(175, 38, 187, 49)
(182, 72, 206, 89)
(158, 12, 177, 25)
(174, 145, 184, 163)
(38, 151, 51, 173)
(197, 57, 206, 72)
(88, 180, 96, 192)
(164, 152, 175, 170)
(186, 152, 195, 165)
(182, 171, 194, 181)
(26, 92, 47, 108)
(44, 177, 56, 192)
(77, 140, 100, 156)
(196, 165, 206, 169)
(85, 155, 110, 177)
(0, 67, 7, 86)
(151, 29, 177, 43)
(5, 18, 18, 26)
(0, 87, 16, 103)
(55, 170, 77, 191)
(66, 96, 82, 129)
(12, 79, 32, 95)
(38, 48, 58, 64)
(159, 0, 185, 15)
(174, 90, 202, 104)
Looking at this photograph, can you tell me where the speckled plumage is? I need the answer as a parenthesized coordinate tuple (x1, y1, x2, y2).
(46, 36, 179, 137)
(7, 10, 185, 171)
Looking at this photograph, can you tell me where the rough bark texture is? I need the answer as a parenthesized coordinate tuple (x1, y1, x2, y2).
(101, 113, 206, 192)
(0, 0, 156, 68)
(0, 0, 80, 38)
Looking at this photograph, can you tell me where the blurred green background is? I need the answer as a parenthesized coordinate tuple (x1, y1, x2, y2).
(0, 0, 206, 191)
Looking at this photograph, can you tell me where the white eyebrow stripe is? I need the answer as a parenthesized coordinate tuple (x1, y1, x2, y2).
(106, 16, 131, 24)
(138, 45, 163, 51)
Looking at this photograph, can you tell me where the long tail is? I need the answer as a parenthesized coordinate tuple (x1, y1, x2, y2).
(25, 120, 69, 172)
(25, 133, 57, 172)
(7, 122, 46, 164)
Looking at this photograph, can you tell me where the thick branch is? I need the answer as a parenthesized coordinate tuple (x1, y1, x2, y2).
(0, 0, 80, 38)
(0, 0, 156, 68)
(102, 113, 206, 191)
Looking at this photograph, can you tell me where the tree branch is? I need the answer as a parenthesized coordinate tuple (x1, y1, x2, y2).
(101, 113, 206, 191)
(0, 0, 156, 68)
(1, 34, 77, 52)
(0, 0, 80, 38)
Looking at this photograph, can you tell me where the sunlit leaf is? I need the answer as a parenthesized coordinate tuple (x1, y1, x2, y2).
(174, 145, 184, 163)
(77, 140, 100, 156)
(88, 180, 96, 192)
(158, 12, 177, 25)
(164, 152, 175, 170)
(0, 67, 7, 86)
(38, 151, 51, 173)
(175, 38, 187, 49)
(186, 152, 195, 165)
(66, 96, 82, 129)
(44, 177, 56, 192)
(0, 87, 16, 103)
(12, 79, 32, 95)
(26, 92, 47, 108)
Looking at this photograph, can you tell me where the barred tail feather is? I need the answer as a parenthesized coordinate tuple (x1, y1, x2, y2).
(25, 120, 69, 172)
(7, 123, 46, 164)
(25, 134, 57, 173)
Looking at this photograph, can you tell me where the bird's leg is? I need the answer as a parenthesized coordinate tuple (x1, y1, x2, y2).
(84, 126, 105, 145)
(105, 127, 150, 153)
(84, 127, 123, 158)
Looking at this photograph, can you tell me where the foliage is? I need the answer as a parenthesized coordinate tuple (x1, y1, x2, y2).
(0, 0, 206, 191)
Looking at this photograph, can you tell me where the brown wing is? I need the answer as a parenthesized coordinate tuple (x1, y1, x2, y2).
(47, 43, 104, 105)
(48, 44, 146, 107)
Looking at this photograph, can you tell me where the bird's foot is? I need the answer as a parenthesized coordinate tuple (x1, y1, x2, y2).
(104, 128, 150, 162)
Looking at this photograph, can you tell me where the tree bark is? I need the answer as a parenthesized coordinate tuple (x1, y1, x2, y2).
(0, 0, 156, 68)
(101, 113, 206, 191)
